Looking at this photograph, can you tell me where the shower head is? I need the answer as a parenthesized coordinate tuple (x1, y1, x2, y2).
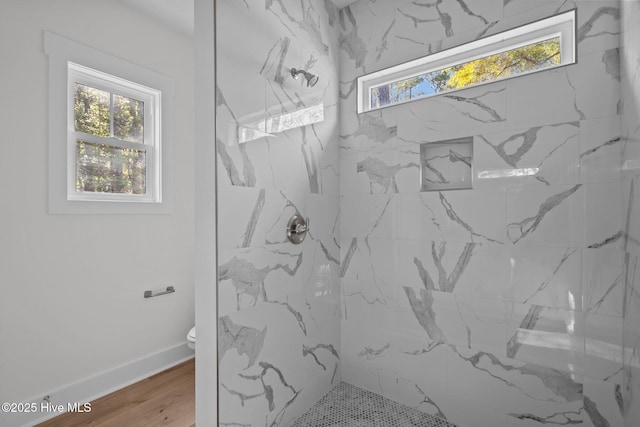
(290, 68, 319, 87)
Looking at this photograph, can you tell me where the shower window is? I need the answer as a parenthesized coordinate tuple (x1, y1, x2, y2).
(357, 9, 576, 113)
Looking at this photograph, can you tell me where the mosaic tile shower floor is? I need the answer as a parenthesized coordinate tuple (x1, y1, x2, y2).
(291, 382, 458, 427)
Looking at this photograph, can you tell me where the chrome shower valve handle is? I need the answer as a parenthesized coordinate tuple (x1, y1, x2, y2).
(294, 221, 308, 234)
(286, 214, 309, 244)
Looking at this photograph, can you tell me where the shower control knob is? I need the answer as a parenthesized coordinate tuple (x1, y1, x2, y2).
(286, 214, 309, 244)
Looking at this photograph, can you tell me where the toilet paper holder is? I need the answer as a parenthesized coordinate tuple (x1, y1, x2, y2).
(144, 286, 175, 298)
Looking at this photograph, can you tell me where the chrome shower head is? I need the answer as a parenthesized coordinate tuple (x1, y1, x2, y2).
(290, 68, 319, 87)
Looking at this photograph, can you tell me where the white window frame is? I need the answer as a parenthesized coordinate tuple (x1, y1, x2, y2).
(68, 63, 160, 203)
(357, 9, 577, 113)
(44, 31, 174, 214)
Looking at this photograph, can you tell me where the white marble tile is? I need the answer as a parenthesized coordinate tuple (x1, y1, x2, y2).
(394, 297, 438, 342)
(623, 252, 640, 322)
(217, 0, 270, 72)
(622, 140, 640, 182)
(341, 148, 368, 195)
(396, 287, 508, 357)
(340, 318, 359, 359)
(349, 0, 398, 18)
(506, 303, 585, 375)
(396, 83, 507, 144)
(623, 364, 640, 427)
(584, 182, 623, 249)
(218, 245, 298, 310)
(217, 186, 268, 249)
(585, 313, 624, 383)
(299, 335, 341, 384)
(448, 242, 512, 299)
(396, 239, 511, 301)
(475, 121, 581, 187)
(350, 145, 421, 194)
(582, 247, 625, 317)
(580, 116, 622, 184)
(506, 184, 585, 247)
(623, 176, 640, 258)
(340, 193, 396, 239)
(395, 0, 503, 65)
(502, 0, 619, 61)
(445, 398, 508, 427)
(219, 302, 328, 427)
(446, 345, 583, 427)
(448, 294, 509, 356)
(257, 138, 307, 194)
(338, 81, 359, 138)
(392, 334, 450, 416)
(340, 109, 399, 152)
(217, 130, 309, 196)
(305, 194, 340, 241)
(266, 0, 336, 62)
(394, 30, 445, 72)
(300, 239, 341, 302)
(340, 2, 397, 73)
(506, 67, 583, 129)
(449, 0, 560, 49)
(502, 0, 561, 20)
(217, 186, 303, 249)
(350, 322, 396, 376)
(216, 67, 266, 146)
(350, 347, 398, 392)
(400, 290, 456, 348)
(623, 302, 640, 425)
(507, 48, 619, 130)
(281, 373, 343, 426)
(317, 139, 341, 196)
(396, 188, 507, 244)
(263, 105, 335, 197)
(583, 376, 625, 427)
(575, 1, 621, 57)
(341, 278, 397, 329)
(360, 238, 401, 297)
(571, 48, 621, 117)
(342, 322, 455, 418)
(508, 244, 582, 310)
(395, 192, 447, 243)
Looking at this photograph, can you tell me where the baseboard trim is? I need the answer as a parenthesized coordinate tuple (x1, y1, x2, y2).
(2, 343, 194, 427)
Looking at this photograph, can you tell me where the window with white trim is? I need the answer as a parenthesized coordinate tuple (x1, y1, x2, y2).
(357, 9, 576, 113)
(45, 31, 174, 214)
(69, 63, 160, 202)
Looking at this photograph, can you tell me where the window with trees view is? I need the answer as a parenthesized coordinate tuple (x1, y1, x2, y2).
(68, 63, 160, 202)
(358, 10, 576, 113)
(45, 31, 173, 214)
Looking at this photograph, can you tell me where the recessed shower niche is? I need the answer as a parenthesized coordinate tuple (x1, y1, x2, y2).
(420, 137, 474, 191)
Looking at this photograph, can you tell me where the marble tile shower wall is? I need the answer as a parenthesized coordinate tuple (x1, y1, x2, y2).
(339, 1, 628, 426)
(621, 2, 640, 427)
(215, 1, 342, 426)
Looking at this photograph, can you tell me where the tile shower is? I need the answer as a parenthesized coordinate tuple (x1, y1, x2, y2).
(215, 0, 640, 426)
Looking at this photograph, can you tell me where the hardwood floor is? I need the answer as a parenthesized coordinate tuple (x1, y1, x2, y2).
(36, 358, 195, 427)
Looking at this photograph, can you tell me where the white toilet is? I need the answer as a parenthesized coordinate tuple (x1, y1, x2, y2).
(187, 326, 196, 350)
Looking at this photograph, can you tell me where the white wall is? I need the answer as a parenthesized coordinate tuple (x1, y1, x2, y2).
(0, 0, 195, 406)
